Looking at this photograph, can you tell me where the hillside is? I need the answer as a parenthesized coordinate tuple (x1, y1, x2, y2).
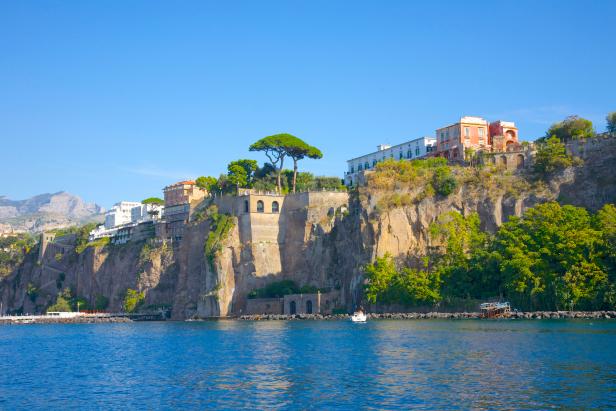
(0, 192, 104, 233)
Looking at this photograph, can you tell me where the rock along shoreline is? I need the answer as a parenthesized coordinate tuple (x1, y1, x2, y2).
(235, 311, 616, 321)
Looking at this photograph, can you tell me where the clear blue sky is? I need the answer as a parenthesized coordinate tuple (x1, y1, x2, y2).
(1, 0, 615, 207)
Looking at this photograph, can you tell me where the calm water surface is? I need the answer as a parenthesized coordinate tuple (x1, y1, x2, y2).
(1, 320, 615, 410)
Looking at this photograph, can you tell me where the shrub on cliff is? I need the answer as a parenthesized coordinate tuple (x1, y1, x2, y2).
(123, 289, 145, 313)
(204, 209, 235, 269)
(533, 135, 574, 175)
(432, 167, 458, 196)
(47, 294, 72, 312)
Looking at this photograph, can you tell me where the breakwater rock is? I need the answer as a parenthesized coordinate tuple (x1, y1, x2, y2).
(235, 311, 616, 321)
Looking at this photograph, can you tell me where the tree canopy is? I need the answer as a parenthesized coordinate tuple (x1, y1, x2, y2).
(141, 197, 164, 205)
(366, 203, 616, 312)
(249, 133, 322, 193)
(195, 176, 218, 192)
(546, 115, 595, 141)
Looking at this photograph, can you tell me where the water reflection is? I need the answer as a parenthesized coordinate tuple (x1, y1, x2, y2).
(1, 320, 616, 409)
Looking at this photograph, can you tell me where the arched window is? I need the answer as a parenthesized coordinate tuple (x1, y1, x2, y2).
(407, 149, 412, 159)
(256, 200, 264, 213)
(244, 200, 249, 213)
(272, 201, 279, 213)
(306, 300, 313, 314)
(289, 301, 296, 315)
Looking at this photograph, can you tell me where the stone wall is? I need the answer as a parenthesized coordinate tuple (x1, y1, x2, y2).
(245, 297, 284, 315)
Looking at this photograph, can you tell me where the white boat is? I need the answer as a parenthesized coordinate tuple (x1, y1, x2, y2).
(351, 311, 367, 322)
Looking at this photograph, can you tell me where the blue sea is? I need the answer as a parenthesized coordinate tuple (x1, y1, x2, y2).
(1, 319, 615, 410)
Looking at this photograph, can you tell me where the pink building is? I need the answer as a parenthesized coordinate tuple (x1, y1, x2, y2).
(435, 116, 520, 160)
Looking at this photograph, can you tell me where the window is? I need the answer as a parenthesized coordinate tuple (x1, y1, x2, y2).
(440, 132, 445, 141)
(350, 165, 354, 173)
(399, 152, 403, 159)
(464, 127, 470, 138)
(358, 164, 363, 171)
(478, 128, 485, 137)
(244, 200, 249, 213)
(272, 201, 279, 213)
(256, 200, 264, 213)
(372, 160, 377, 167)
(365, 161, 370, 169)
(407, 149, 412, 159)
(415, 147, 420, 156)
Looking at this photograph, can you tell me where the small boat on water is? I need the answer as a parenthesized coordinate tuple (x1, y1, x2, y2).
(351, 309, 367, 322)
(480, 302, 512, 318)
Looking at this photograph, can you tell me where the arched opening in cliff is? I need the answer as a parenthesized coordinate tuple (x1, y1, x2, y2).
(306, 300, 313, 314)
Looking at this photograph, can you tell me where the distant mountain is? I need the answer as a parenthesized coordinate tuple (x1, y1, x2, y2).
(0, 192, 104, 233)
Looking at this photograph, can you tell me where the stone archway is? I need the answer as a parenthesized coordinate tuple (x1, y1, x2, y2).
(289, 301, 296, 315)
(500, 155, 508, 168)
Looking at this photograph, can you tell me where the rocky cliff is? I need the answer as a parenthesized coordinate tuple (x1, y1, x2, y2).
(2, 137, 615, 318)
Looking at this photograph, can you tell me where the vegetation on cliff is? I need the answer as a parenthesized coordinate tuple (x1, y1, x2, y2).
(0, 233, 36, 277)
(203, 205, 235, 269)
(123, 288, 145, 313)
(365, 202, 616, 311)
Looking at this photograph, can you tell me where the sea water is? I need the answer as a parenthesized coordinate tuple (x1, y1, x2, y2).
(1, 320, 615, 410)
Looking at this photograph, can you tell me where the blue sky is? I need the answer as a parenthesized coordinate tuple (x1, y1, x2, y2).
(1, 0, 615, 207)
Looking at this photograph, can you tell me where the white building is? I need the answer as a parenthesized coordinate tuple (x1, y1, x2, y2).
(104, 201, 142, 229)
(345, 136, 437, 186)
(90, 201, 163, 242)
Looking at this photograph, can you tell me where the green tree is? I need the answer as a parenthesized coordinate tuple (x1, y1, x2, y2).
(226, 159, 258, 193)
(141, 197, 164, 205)
(363, 254, 440, 306)
(595, 204, 616, 278)
(286, 142, 323, 193)
(533, 135, 573, 175)
(250, 134, 322, 193)
(123, 289, 145, 313)
(607, 112, 616, 134)
(364, 254, 398, 304)
(493, 202, 603, 310)
(557, 261, 607, 310)
(195, 176, 218, 192)
(546, 115, 594, 141)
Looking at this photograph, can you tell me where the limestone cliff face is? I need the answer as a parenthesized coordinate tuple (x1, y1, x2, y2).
(2, 137, 615, 318)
